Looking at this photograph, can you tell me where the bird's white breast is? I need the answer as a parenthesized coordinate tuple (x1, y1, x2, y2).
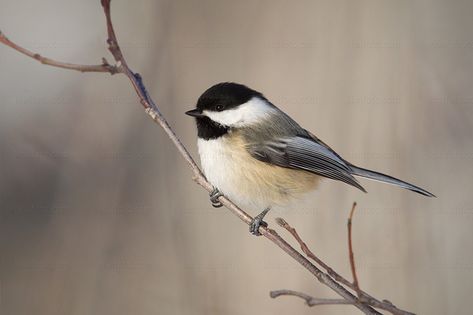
(197, 136, 255, 208)
(197, 133, 319, 212)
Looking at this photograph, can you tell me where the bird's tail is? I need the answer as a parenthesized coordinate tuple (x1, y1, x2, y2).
(349, 164, 435, 197)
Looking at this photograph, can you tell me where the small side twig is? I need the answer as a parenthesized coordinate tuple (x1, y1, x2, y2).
(348, 202, 361, 298)
(0, 31, 119, 74)
(270, 290, 352, 306)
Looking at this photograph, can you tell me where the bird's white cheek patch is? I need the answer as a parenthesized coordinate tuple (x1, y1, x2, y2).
(203, 97, 275, 127)
(204, 109, 241, 126)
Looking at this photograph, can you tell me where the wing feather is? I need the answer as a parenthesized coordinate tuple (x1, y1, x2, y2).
(248, 136, 366, 192)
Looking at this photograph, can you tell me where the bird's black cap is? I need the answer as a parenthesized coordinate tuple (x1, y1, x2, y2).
(194, 82, 265, 113)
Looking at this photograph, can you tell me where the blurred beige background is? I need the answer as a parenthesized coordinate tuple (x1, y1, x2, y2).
(1, 0, 472, 314)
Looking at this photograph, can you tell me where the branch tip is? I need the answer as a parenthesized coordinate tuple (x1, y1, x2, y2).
(274, 217, 287, 227)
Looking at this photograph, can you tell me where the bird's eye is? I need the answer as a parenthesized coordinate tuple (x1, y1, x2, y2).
(215, 105, 224, 111)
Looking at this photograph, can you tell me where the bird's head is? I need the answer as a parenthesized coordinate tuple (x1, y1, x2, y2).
(186, 82, 275, 129)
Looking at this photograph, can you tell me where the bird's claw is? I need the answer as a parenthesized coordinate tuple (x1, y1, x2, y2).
(249, 217, 268, 236)
(209, 188, 223, 208)
(249, 207, 271, 236)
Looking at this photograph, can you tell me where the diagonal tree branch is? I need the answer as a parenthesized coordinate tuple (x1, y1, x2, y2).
(0, 1, 415, 314)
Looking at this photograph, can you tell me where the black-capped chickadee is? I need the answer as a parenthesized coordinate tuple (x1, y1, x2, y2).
(186, 82, 434, 235)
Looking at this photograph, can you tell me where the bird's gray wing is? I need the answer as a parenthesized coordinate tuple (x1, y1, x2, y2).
(247, 136, 366, 192)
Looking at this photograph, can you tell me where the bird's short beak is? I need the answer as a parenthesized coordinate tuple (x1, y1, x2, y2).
(185, 108, 205, 117)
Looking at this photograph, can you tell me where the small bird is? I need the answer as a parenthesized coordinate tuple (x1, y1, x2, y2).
(186, 82, 434, 235)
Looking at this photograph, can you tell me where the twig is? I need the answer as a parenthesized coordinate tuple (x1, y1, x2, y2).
(270, 290, 352, 306)
(348, 202, 361, 298)
(275, 217, 415, 315)
(0, 31, 119, 74)
(264, 229, 380, 314)
(0, 2, 413, 314)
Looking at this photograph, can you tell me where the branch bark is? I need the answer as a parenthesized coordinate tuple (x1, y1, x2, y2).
(270, 290, 352, 306)
(348, 202, 362, 298)
(0, 2, 415, 314)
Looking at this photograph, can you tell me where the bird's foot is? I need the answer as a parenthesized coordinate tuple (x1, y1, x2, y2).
(249, 207, 271, 236)
(209, 187, 224, 208)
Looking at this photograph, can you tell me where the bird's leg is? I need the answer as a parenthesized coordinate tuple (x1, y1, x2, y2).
(249, 207, 271, 236)
(209, 187, 224, 208)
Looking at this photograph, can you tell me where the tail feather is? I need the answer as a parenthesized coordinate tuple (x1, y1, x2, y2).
(349, 165, 435, 197)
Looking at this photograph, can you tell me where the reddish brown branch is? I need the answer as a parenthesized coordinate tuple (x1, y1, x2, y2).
(99, 1, 208, 183)
(101, 0, 124, 63)
(348, 202, 361, 297)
